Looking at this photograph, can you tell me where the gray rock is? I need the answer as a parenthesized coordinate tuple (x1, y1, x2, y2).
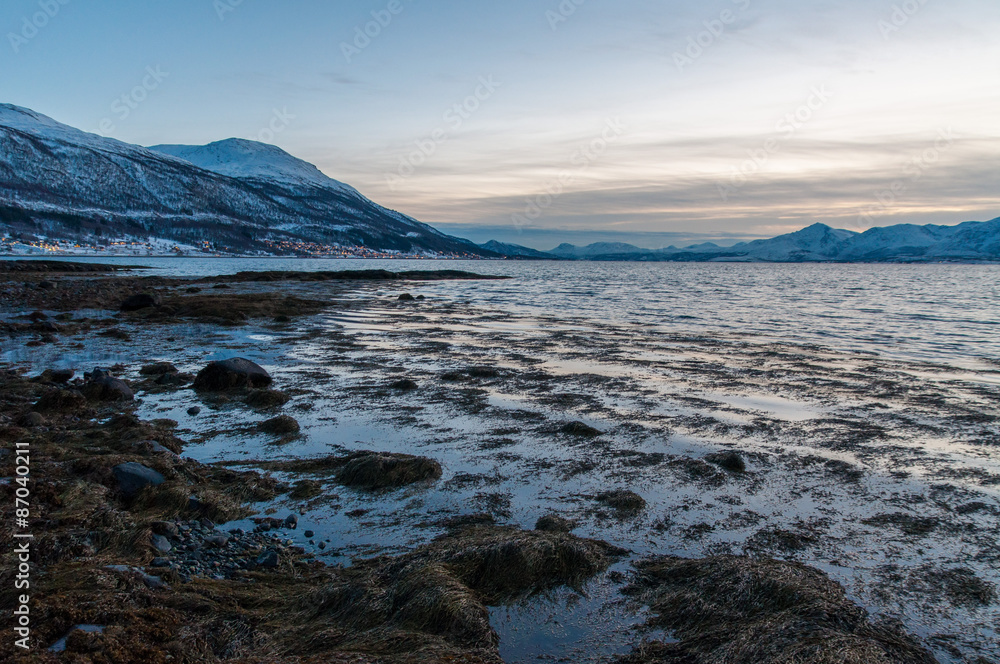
(113, 463, 166, 498)
(256, 550, 279, 568)
(187, 406, 201, 416)
(205, 535, 229, 548)
(304, 530, 314, 538)
(149, 558, 171, 568)
(141, 572, 167, 590)
(151, 534, 172, 553)
(284, 514, 298, 529)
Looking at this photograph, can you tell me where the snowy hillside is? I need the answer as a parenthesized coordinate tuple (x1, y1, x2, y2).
(150, 139, 360, 194)
(0, 104, 488, 256)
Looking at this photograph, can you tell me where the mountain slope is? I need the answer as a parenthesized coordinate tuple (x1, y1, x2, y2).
(478, 240, 557, 259)
(0, 104, 489, 256)
(150, 140, 359, 194)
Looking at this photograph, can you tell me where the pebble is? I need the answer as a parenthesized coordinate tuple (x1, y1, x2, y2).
(142, 518, 308, 581)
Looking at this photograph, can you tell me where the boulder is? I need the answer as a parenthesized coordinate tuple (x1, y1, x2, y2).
(120, 293, 161, 312)
(81, 369, 134, 402)
(193, 358, 272, 391)
(140, 362, 178, 376)
(562, 421, 602, 437)
(259, 415, 300, 435)
(244, 388, 290, 409)
(706, 450, 746, 473)
(596, 489, 646, 511)
(389, 378, 418, 391)
(34, 388, 87, 413)
(337, 451, 443, 490)
(256, 550, 279, 569)
(535, 514, 577, 533)
(113, 462, 166, 498)
(151, 534, 172, 553)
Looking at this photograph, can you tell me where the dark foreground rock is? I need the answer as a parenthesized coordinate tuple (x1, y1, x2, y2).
(193, 357, 272, 391)
(336, 451, 442, 489)
(535, 514, 577, 533)
(249, 450, 443, 490)
(120, 293, 161, 312)
(617, 555, 939, 664)
(82, 368, 135, 402)
(596, 489, 646, 511)
(259, 415, 300, 435)
(705, 450, 746, 473)
(562, 420, 602, 437)
(113, 462, 166, 498)
(308, 525, 626, 657)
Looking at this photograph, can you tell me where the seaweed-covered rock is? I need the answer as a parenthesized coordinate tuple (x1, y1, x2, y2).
(390, 378, 418, 391)
(617, 555, 939, 664)
(312, 526, 626, 655)
(81, 369, 134, 402)
(244, 388, 290, 409)
(705, 450, 746, 473)
(338, 451, 442, 490)
(34, 388, 87, 413)
(140, 362, 178, 376)
(259, 415, 300, 435)
(596, 489, 646, 511)
(193, 358, 272, 391)
(562, 421, 602, 437)
(37, 368, 74, 384)
(535, 514, 577, 533)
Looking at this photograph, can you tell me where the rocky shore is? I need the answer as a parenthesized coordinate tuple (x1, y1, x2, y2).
(0, 260, 978, 663)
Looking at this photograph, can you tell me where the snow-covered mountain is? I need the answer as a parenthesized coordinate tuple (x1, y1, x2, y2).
(541, 220, 1000, 262)
(149, 140, 360, 194)
(0, 104, 490, 256)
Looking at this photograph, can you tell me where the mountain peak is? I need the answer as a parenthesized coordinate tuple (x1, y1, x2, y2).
(149, 139, 357, 194)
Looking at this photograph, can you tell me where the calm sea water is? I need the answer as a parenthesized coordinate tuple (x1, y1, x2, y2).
(37, 256, 1000, 368)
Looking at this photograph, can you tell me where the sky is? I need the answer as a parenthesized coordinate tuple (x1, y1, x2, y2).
(2, 0, 999, 249)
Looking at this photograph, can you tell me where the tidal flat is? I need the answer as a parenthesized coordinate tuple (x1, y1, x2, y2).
(0, 261, 997, 663)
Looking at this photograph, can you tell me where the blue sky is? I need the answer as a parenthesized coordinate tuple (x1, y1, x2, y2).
(2, 0, 999, 249)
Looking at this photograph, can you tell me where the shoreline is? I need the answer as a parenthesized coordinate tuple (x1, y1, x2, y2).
(1, 261, 997, 663)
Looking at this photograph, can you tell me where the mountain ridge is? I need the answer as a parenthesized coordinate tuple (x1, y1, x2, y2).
(0, 104, 491, 256)
(483, 218, 1000, 263)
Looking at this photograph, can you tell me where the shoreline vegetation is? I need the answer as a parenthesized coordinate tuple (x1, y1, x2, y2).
(0, 260, 977, 662)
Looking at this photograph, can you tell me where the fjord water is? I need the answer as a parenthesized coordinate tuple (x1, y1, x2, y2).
(79, 257, 1000, 368)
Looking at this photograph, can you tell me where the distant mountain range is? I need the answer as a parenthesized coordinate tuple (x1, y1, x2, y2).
(0, 104, 492, 256)
(485, 219, 1000, 263)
